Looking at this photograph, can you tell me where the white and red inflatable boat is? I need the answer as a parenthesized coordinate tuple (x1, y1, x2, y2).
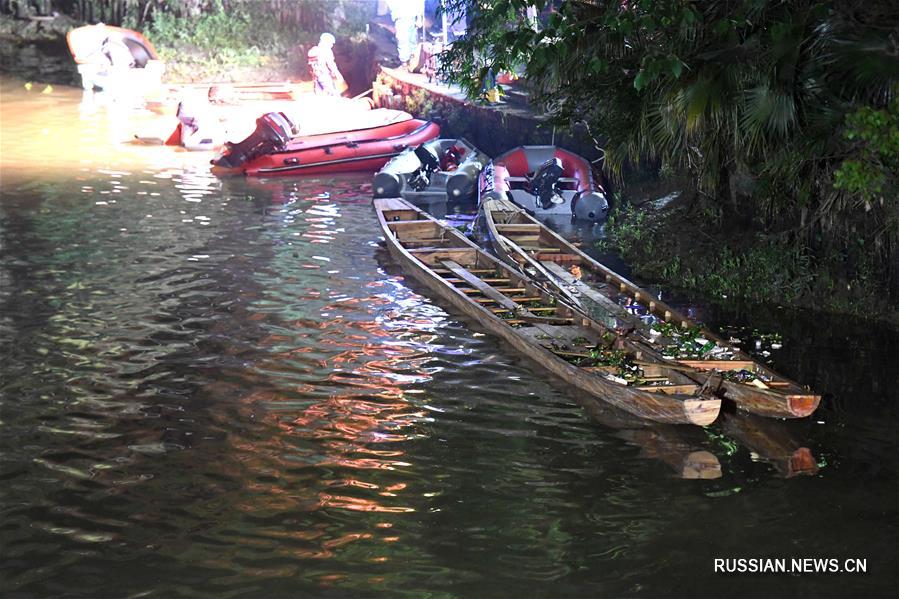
(135, 92, 375, 151)
(479, 146, 609, 221)
(212, 109, 440, 177)
(66, 24, 165, 93)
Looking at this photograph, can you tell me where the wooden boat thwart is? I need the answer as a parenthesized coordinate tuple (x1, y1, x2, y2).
(480, 197, 821, 419)
(375, 197, 721, 426)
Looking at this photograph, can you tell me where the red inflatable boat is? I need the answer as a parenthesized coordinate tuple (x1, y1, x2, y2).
(212, 110, 440, 177)
(479, 146, 609, 221)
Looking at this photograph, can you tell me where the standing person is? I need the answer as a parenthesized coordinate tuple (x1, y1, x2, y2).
(307, 32, 345, 96)
(386, 0, 424, 67)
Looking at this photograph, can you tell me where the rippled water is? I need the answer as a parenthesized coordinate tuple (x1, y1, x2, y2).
(1, 76, 897, 597)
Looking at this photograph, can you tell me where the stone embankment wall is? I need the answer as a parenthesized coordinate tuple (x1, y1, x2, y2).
(0, 13, 81, 84)
(372, 67, 605, 162)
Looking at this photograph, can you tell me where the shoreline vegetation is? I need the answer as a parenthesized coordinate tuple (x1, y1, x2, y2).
(599, 198, 899, 328)
(440, 0, 898, 325)
(1, 0, 896, 325)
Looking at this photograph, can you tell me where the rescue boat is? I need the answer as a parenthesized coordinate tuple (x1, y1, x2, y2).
(372, 138, 488, 204)
(212, 110, 440, 177)
(66, 24, 165, 93)
(479, 146, 610, 221)
(134, 92, 375, 151)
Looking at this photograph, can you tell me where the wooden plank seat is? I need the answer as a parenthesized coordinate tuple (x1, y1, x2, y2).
(536, 253, 581, 262)
(408, 247, 475, 253)
(679, 360, 757, 371)
(442, 260, 525, 312)
(444, 277, 511, 284)
(503, 234, 541, 243)
(461, 287, 528, 295)
(495, 223, 541, 232)
(638, 384, 700, 395)
(475, 296, 542, 304)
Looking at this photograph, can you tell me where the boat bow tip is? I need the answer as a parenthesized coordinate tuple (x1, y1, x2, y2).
(788, 394, 821, 418)
(683, 397, 722, 426)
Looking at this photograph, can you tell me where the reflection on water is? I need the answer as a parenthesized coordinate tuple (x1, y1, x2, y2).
(1, 75, 898, 597)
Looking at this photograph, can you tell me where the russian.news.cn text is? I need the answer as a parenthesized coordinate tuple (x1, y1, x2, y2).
(714, 558, 867, 574)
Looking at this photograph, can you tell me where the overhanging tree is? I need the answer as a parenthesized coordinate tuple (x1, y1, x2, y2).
(440, 0, 898, 295)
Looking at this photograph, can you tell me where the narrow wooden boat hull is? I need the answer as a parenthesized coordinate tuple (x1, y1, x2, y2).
(480, 198, 821, 418)
(142, 82, 360, 117)
(375, 197, 721, 426)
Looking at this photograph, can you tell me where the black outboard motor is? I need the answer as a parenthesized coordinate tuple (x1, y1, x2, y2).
(213, 112, 296, 169)
(407, 143, 441, 191)
(414, 143, 441, 172)
(530, 157, 564, 209)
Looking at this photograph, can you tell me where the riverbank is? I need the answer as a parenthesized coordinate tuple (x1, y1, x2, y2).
(601, 197, 899, 328)
(0, 10, 391, 92)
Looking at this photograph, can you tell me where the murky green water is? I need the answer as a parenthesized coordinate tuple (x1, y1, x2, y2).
(1, 76, 897, 597)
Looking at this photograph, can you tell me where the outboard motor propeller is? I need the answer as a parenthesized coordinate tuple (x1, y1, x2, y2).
(213, 112, 296, 169)
(530, 157, 565, 209)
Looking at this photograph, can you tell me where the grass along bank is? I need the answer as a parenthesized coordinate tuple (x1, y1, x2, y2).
(600, 201, 898, 326)
(145, 8, 386, 92)
(146, 8, 314, 83)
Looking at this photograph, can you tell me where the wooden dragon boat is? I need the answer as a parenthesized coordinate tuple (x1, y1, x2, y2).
(479, 197, 821, 419)
(374, 197, 721, 426)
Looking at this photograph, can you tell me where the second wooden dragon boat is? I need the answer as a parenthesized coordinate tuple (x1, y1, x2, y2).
(374, 197, 721, 426)
(478, 197, 821, 419)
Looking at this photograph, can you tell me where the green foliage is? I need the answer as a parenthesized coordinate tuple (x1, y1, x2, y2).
(597, 203, 659, 255)
(601, 203, 893, 316)
(146, 5, 291, 79)
(443, 0, 899, 301)
(833, 94, 899, 202)
(602, 204, 818, 303)
(136, 0, 374, 81)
